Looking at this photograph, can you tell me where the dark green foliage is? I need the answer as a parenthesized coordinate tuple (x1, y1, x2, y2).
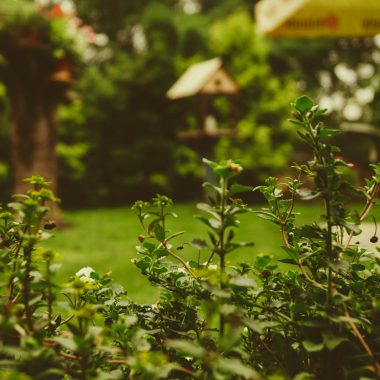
(0, 98, 379, 379)
(55, 1, 295, 206)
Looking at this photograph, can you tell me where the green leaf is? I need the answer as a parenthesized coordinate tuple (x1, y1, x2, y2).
(142, 241, 156, 251)
(254, 211, 277, 221)
(344, 223, 361, 235)
(165, 231, 184, 242)
(318, 128, 341, 138)
(136, 257, 150, 270)
(197, 202, 220, 218)
(227, 229, 234, 243)
(313, 108, 327, 118)
(302, 340, 324, 353)
(190, 239, 209, 250)
(166, 339, 204, 357)
(209, 218, 221, 229)
(154, 249, 169, 258)
(147, 218, 160, 234)
(53, 337, 78, 352)
(230, 275, 256, 287)
(229, 183, 252, 196)
(289, 118, 305, 126)
(294, 96, 314, 113)
(278, 258, 298, 265)
(195, 215, 212, 228)
(215, 357, 261, 379)
(203, 182, 222, 195)
(293, 373, 316, 380)
(330, 259, 350, 273)
(244, 319, 263, 334)
(322, 331, 347, 351)
(188, 260, 199, 268)
(351, 263, 366, 271)
(202, 158, 217, 169)
(297, 188, 321, 200)
(154, 223, 165, 242)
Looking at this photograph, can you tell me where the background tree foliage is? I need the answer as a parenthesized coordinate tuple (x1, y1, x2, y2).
(1, 0, 379, 207)
(53, 0, 297, 207)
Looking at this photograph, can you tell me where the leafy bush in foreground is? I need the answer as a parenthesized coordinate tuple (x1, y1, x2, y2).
(0, 97, 379, 379)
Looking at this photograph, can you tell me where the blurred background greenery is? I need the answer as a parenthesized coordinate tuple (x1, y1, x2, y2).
(0, 0, 379, 207)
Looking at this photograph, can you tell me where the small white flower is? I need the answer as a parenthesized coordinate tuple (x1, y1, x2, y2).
(76, 266, 95, 277)
(76, 266, 96, 283)
(202, 261, 218, 270)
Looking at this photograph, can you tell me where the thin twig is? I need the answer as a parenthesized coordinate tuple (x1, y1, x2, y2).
(283, 175, 300, 225)
(206, 238, 220, 266)
(59, 350, 193, 375)
(298, 261, 326, 290)
(11, 292, 21, 304)
(344, 183, 379, 248)
(162, 241, 195, 277)
(60, 315, 74, 326)
(7, 227, 27, 301)
(60, 352, 80, 360)
(281, 223, 326, 290)
(373, 215, 378, 236)
(260, 338, 286, 372)
(343, 304, 380, 375)
(281, 224, 290, 249)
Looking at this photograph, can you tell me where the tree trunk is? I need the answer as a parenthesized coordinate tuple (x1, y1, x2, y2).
(10, 94, 62, 223)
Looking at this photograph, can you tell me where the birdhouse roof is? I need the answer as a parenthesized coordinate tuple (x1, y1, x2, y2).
(167, 58, 239, 99)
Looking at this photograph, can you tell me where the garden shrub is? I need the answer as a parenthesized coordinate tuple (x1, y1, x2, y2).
(0, 97, 379, 379)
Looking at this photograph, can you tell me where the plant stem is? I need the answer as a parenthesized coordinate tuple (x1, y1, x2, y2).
(219, 177, 228, 336)
(205, 238, 220, 266)
(162, 241, 195, 276)
(343, 305, 380, 375)
(324, 195, 333, 308)
(46, 260, 53, 331)
(7, 226, 27, 301)
(219, 177, 227, 274)
(23, 244, 33, 331)
(344, 182, 379, 247)
(160, 204, 165, 234)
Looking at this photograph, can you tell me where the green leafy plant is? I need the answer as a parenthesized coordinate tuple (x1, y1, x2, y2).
(250, 96, 380, 378)
(0, 97, 379, 379)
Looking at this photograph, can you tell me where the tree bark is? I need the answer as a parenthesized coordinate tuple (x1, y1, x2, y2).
(10, 93, 62, 223)
(0, 33, 69, 225)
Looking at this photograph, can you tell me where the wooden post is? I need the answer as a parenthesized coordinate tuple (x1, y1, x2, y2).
(199, 94, 209, 132)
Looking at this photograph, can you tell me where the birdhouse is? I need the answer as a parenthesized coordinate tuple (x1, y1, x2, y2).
(167, 58, 239, 140)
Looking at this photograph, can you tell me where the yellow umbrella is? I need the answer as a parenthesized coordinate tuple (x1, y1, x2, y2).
(255, 0, 380, 38)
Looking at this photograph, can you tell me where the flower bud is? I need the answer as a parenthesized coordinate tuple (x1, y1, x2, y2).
(228, 163, 243, 173)
(261, 269, 271, 278)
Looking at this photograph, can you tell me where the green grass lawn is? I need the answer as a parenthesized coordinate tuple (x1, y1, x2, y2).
(43, 202, 380, 303)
